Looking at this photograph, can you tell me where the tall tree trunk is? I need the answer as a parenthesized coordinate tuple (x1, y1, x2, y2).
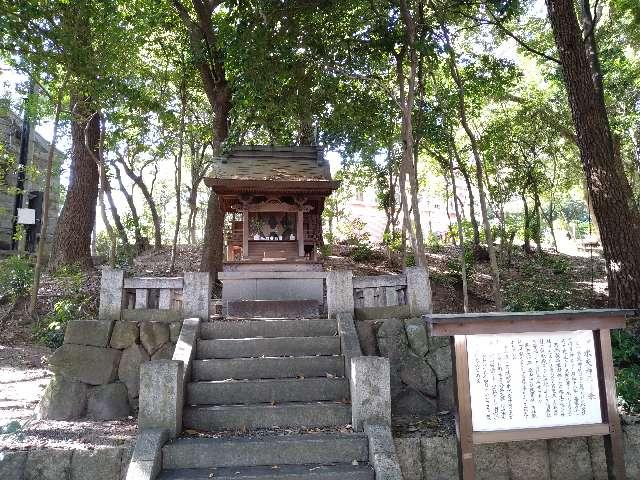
(170, 78, 187, 272)
(443, 27, 502, 309)
(448, 145, 469, 312)
(98, 164, 117, 266)
(116, 157, 162, 248)
(452, 140, 481, 249)
(522, 193, 532, 253)
(546, 0, 640, 307)
(29, 83, 64, 316)
(396, 0, 428, 269)
(532, 188, 543, 254)
(171, 0, 231, 276)
(49, 95, 99, 270)
(113, 161, 145, 251)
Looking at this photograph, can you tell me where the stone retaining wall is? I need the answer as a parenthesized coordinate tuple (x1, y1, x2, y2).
(39, 319, 181, 420)
(394, 422, 640, 480)
(357, 317, 453, 416)
(0, 445, 133, 480)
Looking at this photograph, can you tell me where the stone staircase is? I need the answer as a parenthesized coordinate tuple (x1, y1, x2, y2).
(156, 317, 375, 479)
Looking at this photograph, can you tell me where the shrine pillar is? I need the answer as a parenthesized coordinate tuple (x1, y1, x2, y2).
(242, 210, 249, 259)
(297, 210, 304, 257)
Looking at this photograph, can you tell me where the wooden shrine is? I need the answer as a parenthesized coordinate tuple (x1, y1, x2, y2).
(205, 146, 339, 272)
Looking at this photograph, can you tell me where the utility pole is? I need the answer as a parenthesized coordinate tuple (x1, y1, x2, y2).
(11, 80, 34, 250)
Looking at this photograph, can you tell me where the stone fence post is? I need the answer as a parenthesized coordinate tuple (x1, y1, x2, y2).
(405, 266, 432, 316)
(99, 268, 125, 321)
(350, 356, 391, 431)
(138, 360, 184, 438)
(182, 272, 211, 320)
(326, 270, 354, 318)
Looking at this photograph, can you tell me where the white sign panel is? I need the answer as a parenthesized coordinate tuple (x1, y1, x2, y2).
(17, 208, 36, 225)
(466, 330, 602, 431)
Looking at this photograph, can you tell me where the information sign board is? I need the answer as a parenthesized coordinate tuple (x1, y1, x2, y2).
(467, 330, 601, 431)
(17, 208, 36, 225)
(425, 309, 633, 480)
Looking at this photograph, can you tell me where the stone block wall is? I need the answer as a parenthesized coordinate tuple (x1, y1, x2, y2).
(39, 319, 182, 420)
(394, 421, 640, 480)
(0, 445, 132, 480)
(356, 317, 453, 417)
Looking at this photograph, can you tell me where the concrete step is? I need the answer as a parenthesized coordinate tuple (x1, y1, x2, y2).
(157, 464, 374, 480)
(201, 319, 338, 339)
(192, 356, 345, 381)
(187, 377, 350, 405)
(226, 299, 320, 319)
(162, 433, 369, 469)
(183, 402, 352, 430)
(196, 336, 340, 359)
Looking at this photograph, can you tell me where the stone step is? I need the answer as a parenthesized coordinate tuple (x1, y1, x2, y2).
(157, 464, 374, 480)
(183, 402, 352, 430)
(162, 433, 369, 469)
(226, 299, 320, 319)
(187, 377, 350, 405)
(192, 356, 345, 381)
(196, 337, 341, 359)
(201, 319, 338, 339)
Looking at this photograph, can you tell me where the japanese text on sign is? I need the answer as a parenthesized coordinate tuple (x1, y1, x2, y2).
(466, 330, 602, 431)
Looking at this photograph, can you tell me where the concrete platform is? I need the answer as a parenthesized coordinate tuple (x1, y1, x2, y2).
(187, 377, 349, 404)
(225, 299, 320, 319)
(192, 356, 345, 381)
(183, 402, 352, 430)
(196, 336, 340, 359)
(162, 433, 368, 469)
(157, 464, 374, 480)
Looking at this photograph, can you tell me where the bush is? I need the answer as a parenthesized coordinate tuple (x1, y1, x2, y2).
(445, 245, 475, 285)
(612, 329, 640, 413)
(33, 263, 89, 349)
(350, 243, 374, 262)
(0, 255, 33, 303)
(33, 298, 84, 348)
(318, 243, 332, 258)
(616, 366, 640, 414)
(96, 231, 137, 267)
(426, 232, 442, 252)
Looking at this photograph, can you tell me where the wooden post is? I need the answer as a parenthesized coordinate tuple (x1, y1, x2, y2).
(297, 210, 304, 257)
(595, 329, 626, 480)
(451, 335, 475, 480)
(242, 210, 249, 259)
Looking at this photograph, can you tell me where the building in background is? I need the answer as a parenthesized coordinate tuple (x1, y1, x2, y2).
(0, 108, 63, 252)
(342, 180, 472, 244)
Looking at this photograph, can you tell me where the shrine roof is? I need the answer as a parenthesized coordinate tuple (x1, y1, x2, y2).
(207, 145, 333, 182)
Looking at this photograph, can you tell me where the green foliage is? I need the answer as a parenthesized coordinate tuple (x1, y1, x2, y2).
(503, 254, 574, 311)
(33, 264, 89, 349)
(444, 246, 475, 285)
(616, 366, 640, 414)
(426, 232, 442, 252)
(350, 243, 375, 262)
(612, 329, 640, 413)
(96, 231, 137, 267)
(0, 255, 33, 303)
(449, 219, 482, 245)
(318, 243, 332, 258)
(33, 298, 84, 349)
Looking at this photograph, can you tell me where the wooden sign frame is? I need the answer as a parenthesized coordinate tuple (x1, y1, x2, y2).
(425, 309, 634, 480)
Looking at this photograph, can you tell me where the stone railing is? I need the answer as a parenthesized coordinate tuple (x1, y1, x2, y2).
(99, 268, 211, 322)
(353, 274, 407, 309)
(326, 267, 431, 319)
